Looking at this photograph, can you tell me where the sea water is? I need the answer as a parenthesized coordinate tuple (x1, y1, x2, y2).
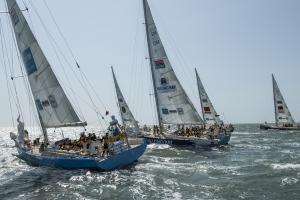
(0, 124, 299, 200)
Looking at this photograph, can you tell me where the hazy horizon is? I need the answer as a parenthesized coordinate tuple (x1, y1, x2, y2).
(0, 0, 299, 128)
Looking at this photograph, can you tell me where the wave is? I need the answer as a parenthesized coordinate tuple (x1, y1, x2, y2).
(271, 163, 300, 170)
(281, 177, 298, 186)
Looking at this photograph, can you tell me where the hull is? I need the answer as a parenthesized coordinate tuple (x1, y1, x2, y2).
(14, 140, 147, 171)
(260, 124, 300, 131)
(144, 134, 231, 147)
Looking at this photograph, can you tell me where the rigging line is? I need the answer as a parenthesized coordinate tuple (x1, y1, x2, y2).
(0, 18, 23, 119)
(27, 1, 94, 124)
(78, 66, 107, 125)
(143, 29, 157, 125)
(4, 0, 34, 127)
(0, 20, 15, 128)
(36, 17, 85, 121)
(28, 1, 107, 123)
(42, 0, 77, 62)
(135, 49, 145, 121)
(5, 1, 47, 135)
(42, 0, 109, 114)
(0, 9, 28, 14)
(78, 66, 108, 112)
(35, 1, 85, 119)
(150, 1, 198, 98)
(5, 6, 40, 131)
(159, 19, 199, 99)
(128, 0, 142, 104)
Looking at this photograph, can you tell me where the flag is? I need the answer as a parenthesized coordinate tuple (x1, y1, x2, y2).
(204, 107, 211, 113)
(154, 59, 165, 69)
(278, 106, 284, 113)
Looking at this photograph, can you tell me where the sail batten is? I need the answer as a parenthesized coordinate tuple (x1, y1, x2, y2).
(6, 0, 84, 129)
(196, 69, 221, 125)
(272, 74, 295, 126)
(143, 0, 203, 126)
(111, 67, 139, 135)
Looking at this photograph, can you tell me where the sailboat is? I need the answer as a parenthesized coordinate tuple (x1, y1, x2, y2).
(5, 0, 146, 170)
(260, 74, 299, 130)
(195, 69, 234, 133)
(111, 67, 141, 137)
(142, 0, 231, 146)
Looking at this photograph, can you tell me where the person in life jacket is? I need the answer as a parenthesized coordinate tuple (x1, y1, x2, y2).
(109, 115, 121, 136)
(17, 115, 25, 147)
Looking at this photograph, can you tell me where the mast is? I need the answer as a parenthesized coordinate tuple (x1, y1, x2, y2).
(272, 74, 278, 126)
(195, 69, 205, 122)
(6, 0, 86, 143)
(38, 112, 48, 144)
(143, 0, 163, 132)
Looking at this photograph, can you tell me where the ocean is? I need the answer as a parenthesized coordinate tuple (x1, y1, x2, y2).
(0, 124, 299, 200)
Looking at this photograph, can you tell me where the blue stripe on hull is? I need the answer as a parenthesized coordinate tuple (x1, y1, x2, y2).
(144, 135, 231, 147)
(16, 140, 147, 171)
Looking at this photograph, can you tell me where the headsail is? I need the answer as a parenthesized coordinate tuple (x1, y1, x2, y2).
(111, 67, 139, 135)
(272, 74, 295, 126)
(143, 0, 203, 126)
(6, 0, 86, 129)
(195, 69, 221, 125)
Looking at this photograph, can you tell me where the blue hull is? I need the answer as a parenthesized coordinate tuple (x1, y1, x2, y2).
(144, 135, 231, 147)
(15, 140, 147, 171)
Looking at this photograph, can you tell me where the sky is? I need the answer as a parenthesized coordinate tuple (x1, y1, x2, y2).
(0, 0, 299, 127)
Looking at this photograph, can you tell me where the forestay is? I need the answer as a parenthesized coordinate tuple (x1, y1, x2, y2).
(143, 0, 202, 125)
(111, 67, 139, 135)
(6, 0, 86, 128)
(272, 74, 295, 126)
(195, 69, 221, 125)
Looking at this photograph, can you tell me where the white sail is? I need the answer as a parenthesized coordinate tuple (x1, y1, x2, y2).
(111, 67, 139, 135)
(272, 74, 295, 126)
(195, 69, 221, 125)
(6, 0, 86, 128)
(143, 0, 203, 125)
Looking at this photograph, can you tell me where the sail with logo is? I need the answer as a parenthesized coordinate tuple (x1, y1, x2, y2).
(260, 74, 299, 130)
(7, 0, 86, 143)
(6, 0, 146, 170)
(195, 69, 221, 126)
(142, 0, 231, 146)
(111, 67, 140, 136)
(143, 0, 202, 127)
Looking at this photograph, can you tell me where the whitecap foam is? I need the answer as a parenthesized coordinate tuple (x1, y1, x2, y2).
(271, 163, 300, 170)
(147, 143, 170, 150)
(281, 177, 298, 186)
(172, 192, 183, 200)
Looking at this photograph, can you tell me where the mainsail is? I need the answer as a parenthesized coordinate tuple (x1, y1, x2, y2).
(272, 74, 295, 126)
(6, 0, 86, 129)
(195, 69, 221, 125)
(143, 0, 203, 126)
(111, 67, 139, 135)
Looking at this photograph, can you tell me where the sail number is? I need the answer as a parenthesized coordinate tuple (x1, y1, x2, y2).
(146, 138, 173, 145)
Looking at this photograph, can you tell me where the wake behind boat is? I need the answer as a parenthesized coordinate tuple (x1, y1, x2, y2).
(260, 74, 300, 131)
(4, 0, 146, 170)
